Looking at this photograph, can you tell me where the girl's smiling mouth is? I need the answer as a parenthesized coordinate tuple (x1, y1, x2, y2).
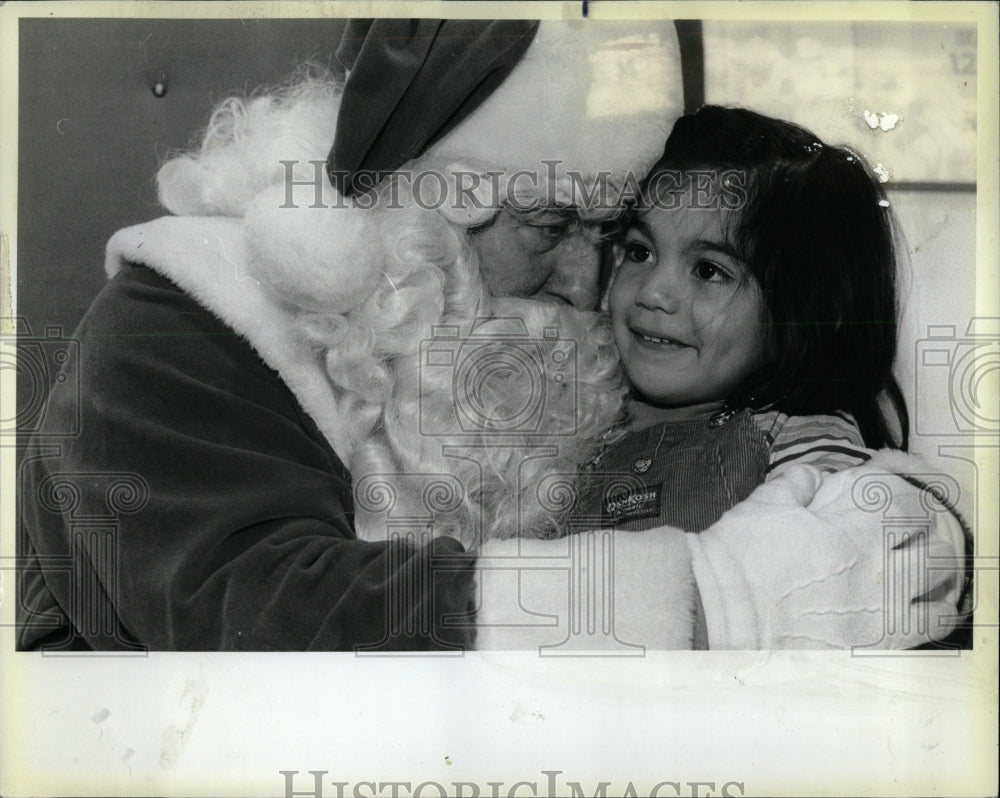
(630, 326, 692, 348)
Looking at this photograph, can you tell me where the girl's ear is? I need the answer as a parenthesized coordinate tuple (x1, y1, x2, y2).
(599, 241, 626, 313)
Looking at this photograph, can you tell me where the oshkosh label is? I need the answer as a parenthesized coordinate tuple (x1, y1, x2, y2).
(603, 483, 662, 524)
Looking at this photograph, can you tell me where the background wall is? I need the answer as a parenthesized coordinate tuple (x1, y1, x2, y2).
(17, 18, 348, 337)
(14, 16, 986, 519)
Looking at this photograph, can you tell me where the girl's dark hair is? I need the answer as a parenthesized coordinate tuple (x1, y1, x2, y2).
(647, 105, 907, 450)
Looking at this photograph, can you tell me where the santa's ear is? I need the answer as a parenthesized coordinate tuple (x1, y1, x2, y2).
(243, 182, 386, 313)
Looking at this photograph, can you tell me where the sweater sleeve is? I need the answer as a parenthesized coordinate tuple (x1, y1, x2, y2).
(18, 264, 476, 651)
(755, 410, 871, 480)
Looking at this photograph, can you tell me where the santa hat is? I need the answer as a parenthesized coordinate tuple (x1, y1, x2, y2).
(244, 18, 684, 313)
(332, 18, 683, 194)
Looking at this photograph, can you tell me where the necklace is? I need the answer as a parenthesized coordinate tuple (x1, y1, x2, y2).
(582, 413, 628, 472)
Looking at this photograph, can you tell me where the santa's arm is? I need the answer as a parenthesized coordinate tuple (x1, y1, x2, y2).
(474, 529, 703, 651)
(475, 455, 969, 650)
(687, 457, 969, 649)
(18, 264, 477, 652)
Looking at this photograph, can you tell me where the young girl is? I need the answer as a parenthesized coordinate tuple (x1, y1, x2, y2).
(572, 105, 907, 533)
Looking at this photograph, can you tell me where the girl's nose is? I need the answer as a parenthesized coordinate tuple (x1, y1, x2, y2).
(635, 263, 684, 314)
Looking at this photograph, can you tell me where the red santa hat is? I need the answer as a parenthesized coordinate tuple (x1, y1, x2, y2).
(331, 18, 683, 194)
(244, 17, 684, 313)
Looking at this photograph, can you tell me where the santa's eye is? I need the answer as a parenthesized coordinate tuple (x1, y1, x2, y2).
(512, 212, 575, 253)
(532, 223, 570, 239)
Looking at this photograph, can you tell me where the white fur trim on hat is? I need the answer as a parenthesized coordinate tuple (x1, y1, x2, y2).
(426, 20, 683, 184)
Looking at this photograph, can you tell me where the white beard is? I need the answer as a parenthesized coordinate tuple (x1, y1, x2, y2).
(350, 296, 626, 549)
(282, 191, 626, 550)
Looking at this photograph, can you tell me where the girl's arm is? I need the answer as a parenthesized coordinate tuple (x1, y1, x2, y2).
(755, 409, 872, 480)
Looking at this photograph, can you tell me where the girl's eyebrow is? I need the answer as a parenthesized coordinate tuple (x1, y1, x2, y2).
(686, 238, 744, 262)
(628, 218, 654, 239)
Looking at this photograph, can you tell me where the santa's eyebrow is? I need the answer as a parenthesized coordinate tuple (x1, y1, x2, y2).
(506, 204, 575, 223)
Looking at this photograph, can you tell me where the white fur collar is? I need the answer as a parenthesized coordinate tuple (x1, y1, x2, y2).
(104, 216, 357, 461)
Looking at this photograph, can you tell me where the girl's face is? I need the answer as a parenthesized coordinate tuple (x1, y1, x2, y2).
(608, 202, 770, 413)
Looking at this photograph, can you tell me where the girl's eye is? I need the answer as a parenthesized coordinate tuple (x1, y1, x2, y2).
(693, 259, 731, 282)
(624, 241, 654, 264)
